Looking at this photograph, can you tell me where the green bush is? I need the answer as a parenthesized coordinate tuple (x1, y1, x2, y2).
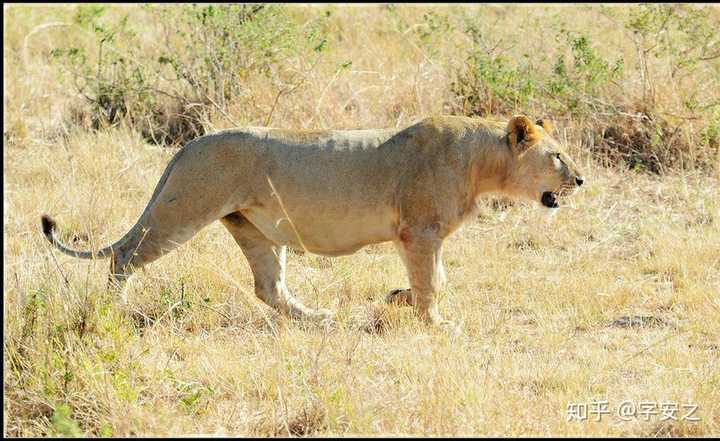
(51, 4, 326, 146)
(450, 4, 718, 174)
(546, 32, 624, 115)
(51, 6, 157, 131)
(153, 5, 300, 108)
(451, 23, 621, 117)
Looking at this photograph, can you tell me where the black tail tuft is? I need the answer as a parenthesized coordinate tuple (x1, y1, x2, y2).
(41, 215, 56, 238)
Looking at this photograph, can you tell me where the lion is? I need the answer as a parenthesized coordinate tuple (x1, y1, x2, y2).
(41, 115, 584, 330)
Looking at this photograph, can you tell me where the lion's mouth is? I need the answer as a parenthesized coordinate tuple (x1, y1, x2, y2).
(541, 183, 577, 208)
(541, 191, 559, 208)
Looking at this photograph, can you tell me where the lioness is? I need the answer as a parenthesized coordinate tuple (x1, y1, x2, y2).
(41, 115, 584, 329)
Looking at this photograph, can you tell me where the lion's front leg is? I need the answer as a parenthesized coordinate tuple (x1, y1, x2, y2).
(386, 240, 448, 307)
(392, 228, 457, 332)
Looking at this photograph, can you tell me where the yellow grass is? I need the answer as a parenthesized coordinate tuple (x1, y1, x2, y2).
(4, 3, 720, 437)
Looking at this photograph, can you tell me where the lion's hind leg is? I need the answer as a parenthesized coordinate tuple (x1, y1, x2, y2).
(221, 212, 334, 323)
(105, 209, 210, 300)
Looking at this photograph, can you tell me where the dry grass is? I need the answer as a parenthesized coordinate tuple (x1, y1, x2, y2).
(4, 4, 720, 437)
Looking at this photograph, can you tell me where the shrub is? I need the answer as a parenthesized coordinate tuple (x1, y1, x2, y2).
(51, 4, 326, 147)
(450, 21, 539, 116)
(451, 20, 622, 117)
(51, 7, 158, 132)
(450, 4, 719, 174)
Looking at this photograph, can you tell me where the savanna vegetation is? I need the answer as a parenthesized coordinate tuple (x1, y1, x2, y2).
(4, 4, 719, 436)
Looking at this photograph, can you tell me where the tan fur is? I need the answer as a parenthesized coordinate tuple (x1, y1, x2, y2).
(507, 115, 542, 152)
(535, 118, 553, 134)
(41, 115, 584, 329)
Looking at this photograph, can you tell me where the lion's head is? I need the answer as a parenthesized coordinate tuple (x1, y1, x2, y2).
(502, 115, 585, 208)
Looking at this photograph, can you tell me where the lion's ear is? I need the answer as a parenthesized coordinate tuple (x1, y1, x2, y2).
(507, 115, 542, 153)
(535, 118, 553, 135)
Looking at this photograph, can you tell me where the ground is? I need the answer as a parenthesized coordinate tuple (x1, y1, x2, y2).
(3, 127, 718, 436)
(3, 4, 719, 437)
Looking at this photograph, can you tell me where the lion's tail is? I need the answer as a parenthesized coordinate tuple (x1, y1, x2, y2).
(40, 215, 125, 259)
(40, 141, 191, 261)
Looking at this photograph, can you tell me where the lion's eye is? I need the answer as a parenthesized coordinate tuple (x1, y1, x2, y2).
(554, 153, 561, 160)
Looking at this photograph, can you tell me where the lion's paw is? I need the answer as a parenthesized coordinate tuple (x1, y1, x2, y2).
(385, 288, 413, 306)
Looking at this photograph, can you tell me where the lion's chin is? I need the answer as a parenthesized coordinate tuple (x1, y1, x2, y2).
(541, 191, 559, 208)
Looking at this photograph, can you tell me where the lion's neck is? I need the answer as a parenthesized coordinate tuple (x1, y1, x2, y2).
(450, 133, 512, 220)
(462, 134, 512, 214)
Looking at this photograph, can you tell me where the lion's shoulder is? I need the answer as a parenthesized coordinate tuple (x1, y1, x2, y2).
(379, 115, 504, 155)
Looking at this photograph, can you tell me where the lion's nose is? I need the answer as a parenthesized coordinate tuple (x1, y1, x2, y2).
(575, 176, 584, 186)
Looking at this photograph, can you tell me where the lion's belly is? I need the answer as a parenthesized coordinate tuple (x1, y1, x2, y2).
(240, 205, 397, 256)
